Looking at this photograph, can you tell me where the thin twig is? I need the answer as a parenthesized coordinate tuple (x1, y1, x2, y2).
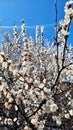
(51, 62, 73, 91)
(17, 100, 37, 130)
(55, 0, 59, 73)
(27, 99, 46, 118)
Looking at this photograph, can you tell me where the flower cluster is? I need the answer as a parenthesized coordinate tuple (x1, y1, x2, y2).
(0, 0, 73, 130)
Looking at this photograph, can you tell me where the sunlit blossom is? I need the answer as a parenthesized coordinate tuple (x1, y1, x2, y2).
(50, 103, 58, 112)
(38, 83, 44, 89)
(0, 84, 4, 91)
(61, 29, 70, 37)
(69, 110, 73, 116)
(56, 118, 62, 126)
(64, 113, 70, 119)
(2, 62, 8, 69)
(24, 126, 29, 130)
(13, 117, 17, 122)
(0, 55, 4, 63)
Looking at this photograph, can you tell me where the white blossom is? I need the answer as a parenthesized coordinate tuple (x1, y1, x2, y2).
(43, 87, 51, 94)
(8, 98, 14, 102)
(7, 118, 13, 125)
(50, 103, 58, 112)
(2, 62, 8, 69)
(0, 84, 4, 91)
(31, 118, 37, 125)
(69, 109, 73, 116)
(61, 29, 70, 37)
(24, 126, 29, 130)
(0, 77, 2, 81)
(15, 105, 18, 111)
(64, 113, 70, 119)
(56, 119, 62, 126)
(66, 1, 73, 7)
(13, 118, 17, 122)
(0, 55, 4, 63)
(38, 83, 44, 89)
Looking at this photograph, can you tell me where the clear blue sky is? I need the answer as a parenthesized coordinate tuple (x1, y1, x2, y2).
(0, 0, 73, 44)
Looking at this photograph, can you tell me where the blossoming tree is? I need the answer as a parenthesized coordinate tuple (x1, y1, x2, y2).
(0, 0, 73, 130)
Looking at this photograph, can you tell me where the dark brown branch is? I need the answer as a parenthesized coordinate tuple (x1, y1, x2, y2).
(51, 62, 73, 91)
(27, 99, 46, 118)
(56, 82, 73, 96)
(17, 100, 37, 130)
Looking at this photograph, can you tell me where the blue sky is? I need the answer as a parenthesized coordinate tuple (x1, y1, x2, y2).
(0, 0, 73, 44)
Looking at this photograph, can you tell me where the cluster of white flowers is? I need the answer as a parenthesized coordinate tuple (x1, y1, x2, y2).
(4, 118, 13, 125)
(52, 115, 62, 126)
(0, 0, 73, 130)
(14, 26, 19, 38)
(58, 0, 73, 39)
